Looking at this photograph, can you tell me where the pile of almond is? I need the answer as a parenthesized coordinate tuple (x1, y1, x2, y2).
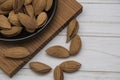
(0, 0, 53, 37)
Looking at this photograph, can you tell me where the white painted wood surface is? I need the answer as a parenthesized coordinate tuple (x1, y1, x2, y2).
(0, 0, 120, 80)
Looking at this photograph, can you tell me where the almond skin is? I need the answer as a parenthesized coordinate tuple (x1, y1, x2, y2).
(60, 61, 81, 73)
(37, 12, 47, 28)
(0, 26, 23, 37)
(70, 35, 82, 55)
(24, 0, 32, 5)
(0, 15, 11, 29)
(0, 0, 6, 5)
(8, 11, 21, 26)
(46, 46, 70, 58)
(54, 66, 64, 80)
(0, 0, 13, 11)
(45, 0, 53, 11)
(25, 5, 34, 18)
(33, 0, 47, 16)
(67, 19, 79, 43)
(0, 9, 9, 15)
(4, 47, 30, 59)
(30, 62, 52, 74)
(18, 13, 37, 30)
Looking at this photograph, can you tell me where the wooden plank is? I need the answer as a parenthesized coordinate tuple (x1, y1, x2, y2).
(0, 69, 120, 80)
(0, 0, 83, 77)
(22, 36, 120, 72)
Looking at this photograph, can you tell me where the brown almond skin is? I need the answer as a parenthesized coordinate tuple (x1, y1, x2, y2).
(0, 9, 9, 15)
(70, 35, 82, 55)
(8, 11, 21, 26)
(18, 13, 37, 30)
(0, 15, 11, 29)
(54, 66, 64, 80)
(33, 0, 47, 16)
(60, 61, 81, 73)
(0, 0, 6, 5)
(30, 62, 52, 74)
(46, 46, 70, 58)
(67, 19, 79, 43)
(4, 47, 30, 59)
(45, 0, 53, 11)
(24, 0, 32, 5)
(25, 5, 34, 18)
(37, 12, 47, 28)
(0, 0, 13, 11)
(0, 26, 23, 37)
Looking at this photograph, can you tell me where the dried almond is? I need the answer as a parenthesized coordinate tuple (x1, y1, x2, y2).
(30, 62, 52, 74)
(45, 0, 53, 11)
(18, 13, 37, 30)
(33, 0, 46, 16)
(0, 9, 9, 15)
(60, 61, 81, 73)
(46, 46, 70, 58)
(4, 47, 30, 59)
(13, 0, 25, 13)
(0, 15, 11, 29)
(70, 35, 82, 55)
(25, 5, 34, 18)
(24, 0, 32, 5)
(26, 28, 35, 33)
(8, 11, 21, 26)
(0, 26, 23, 37)
(0, 0, 6, 5)
(67, 19, 79, 43)
(0, 0, 13, 11)
(54, 66, 64, 80)
(37, 12, 47, 28)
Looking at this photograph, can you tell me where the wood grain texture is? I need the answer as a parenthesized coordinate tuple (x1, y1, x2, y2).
(0, 0, 83, 77)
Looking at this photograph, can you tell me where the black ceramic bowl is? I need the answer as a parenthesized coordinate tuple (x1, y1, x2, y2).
(0, 0, 58, 42)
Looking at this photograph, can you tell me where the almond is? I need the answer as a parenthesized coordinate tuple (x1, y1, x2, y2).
(8, 11, 21, 26)
(70, 35, 82, 55)
(54, 66, 64, 80)
(0, 0, 13, 11)
(24, 0, 32, 5)
(60, 61, 81, 73)
(0, 26, 23, 37)
(33, 0, 46, 16)
(45, 0, 53, 11)
(46, 46, 70, 58)
(18, 13, 37, 30)
(25, 5, 34, 18)
(0, 0, 6, 5)
(13, 0, 25, 13)
(26, 28, 35, 33)
(0, 15, 11, 29)
(4, 47, 30, 59)
(0, 9, 9, 15)
(37, 12, 47, 28)
(67, 19, 79, 43)
(30, 62, 52, 74)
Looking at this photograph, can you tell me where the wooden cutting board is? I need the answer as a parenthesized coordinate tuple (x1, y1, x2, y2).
(0, 0, 82, 77)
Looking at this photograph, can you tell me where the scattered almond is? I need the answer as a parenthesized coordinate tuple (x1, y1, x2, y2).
(70, 35, 82, 55)
(45, 0, 53, 11)
(4, 47, 30, 59)
(0, 15, 11, 29)
(0, 26, 23, 37)
(66, 19, 79, 43)
(54, 66, 64, 80)
(30, 62, 52, 74)
(37, 12, 47, 28)
(33, 0, 47, 16)
(60, 61, 81, 73)
(46, 46, 70, 58)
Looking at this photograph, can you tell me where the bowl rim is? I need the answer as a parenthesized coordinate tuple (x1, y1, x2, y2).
(0, 0, 58, 42)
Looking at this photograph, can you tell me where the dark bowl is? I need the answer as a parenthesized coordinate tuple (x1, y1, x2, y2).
(0, 0, 58, 42)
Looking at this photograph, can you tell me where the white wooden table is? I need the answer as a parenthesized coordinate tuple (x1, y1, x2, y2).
(1, 0, 120, 80)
